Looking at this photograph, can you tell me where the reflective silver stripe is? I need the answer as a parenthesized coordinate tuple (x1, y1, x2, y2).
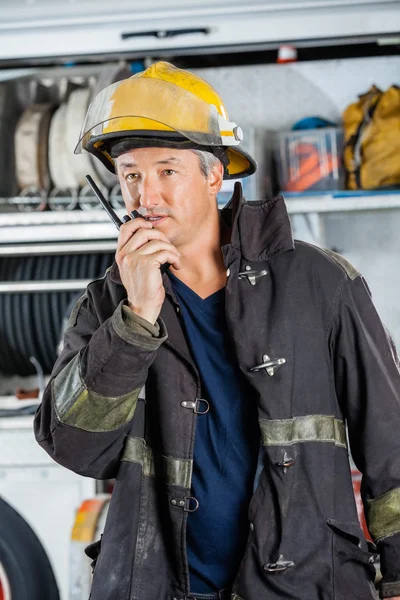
(65, 266, 112, 331)
(122, 436, 155, 477)
(367, 486, 400, 542)
(66, 292, 87, 330)
(52, 353, 140, 432)
(164, 453, 192, 489)
(321, 248, 360, 280)
(259, 415, 347, 448)
(53, 353, 83, 418)
(122, 436, 193, 488)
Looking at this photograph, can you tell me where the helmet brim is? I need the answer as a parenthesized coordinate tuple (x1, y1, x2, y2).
(88, 131, 257, 180)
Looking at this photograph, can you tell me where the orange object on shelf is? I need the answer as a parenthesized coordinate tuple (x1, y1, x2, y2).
(276, 127, 344, 192)
(285, 142, 336, 192)
(15, 387, 40, 400)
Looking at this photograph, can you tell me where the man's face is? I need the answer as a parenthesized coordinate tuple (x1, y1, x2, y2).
(115, 147, 223, 249)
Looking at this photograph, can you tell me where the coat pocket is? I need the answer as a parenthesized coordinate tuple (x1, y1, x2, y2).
(327, 519, 377, 600)
(260, 445, 298, 564)
(85, 535, 102, 573)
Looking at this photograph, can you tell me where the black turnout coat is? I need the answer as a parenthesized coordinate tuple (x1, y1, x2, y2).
(35, 185, 400, 600)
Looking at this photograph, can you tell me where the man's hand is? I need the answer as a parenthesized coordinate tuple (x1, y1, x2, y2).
(116, 218, 181, 325)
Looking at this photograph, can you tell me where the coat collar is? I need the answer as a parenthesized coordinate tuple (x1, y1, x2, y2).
(221, 182, 294, 262)
(109, 183, 294, 285)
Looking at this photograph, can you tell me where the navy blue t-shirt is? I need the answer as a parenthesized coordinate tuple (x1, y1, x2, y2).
(168, 272, 259, 594)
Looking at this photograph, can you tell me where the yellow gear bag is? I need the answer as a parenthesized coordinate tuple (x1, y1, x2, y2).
(343, 85, 400, 190)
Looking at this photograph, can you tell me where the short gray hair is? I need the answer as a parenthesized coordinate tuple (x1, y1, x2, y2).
(191, 149, 222, 178)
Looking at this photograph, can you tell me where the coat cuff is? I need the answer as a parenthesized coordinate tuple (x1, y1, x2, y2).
(121, 304, 160, 337)
(378, 533, 400, 598)
(112, 300, 167, 350)
(380, 581, 400, 598)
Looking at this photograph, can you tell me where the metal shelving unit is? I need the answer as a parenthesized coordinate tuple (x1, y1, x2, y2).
(0, 280, 92, 293)
(0, 205, 118, 376)
(284, 192, 400, 247)
(0, 241, 117, 256)
(284, 193, 400, 215)
(0, 209, 119, 244)
(1, 192, 400, 249)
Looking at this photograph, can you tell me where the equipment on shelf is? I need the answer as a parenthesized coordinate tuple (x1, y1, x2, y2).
(343, 85, 400, 191)
(1, 67, 130, 214)
(0, 252, 114, 376)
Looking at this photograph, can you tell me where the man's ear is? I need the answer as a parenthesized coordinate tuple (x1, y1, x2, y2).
(207, 161, 224, 196)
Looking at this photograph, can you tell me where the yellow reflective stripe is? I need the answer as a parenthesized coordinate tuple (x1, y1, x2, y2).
(164, 454, 193, 489)
(367, 487, 400, 542)
(52, 354, 140, 432)
(66, 292, 87, 330)
(122, 437, 155, 476)
(53, 353, 82, 417)
(259, 415, 347, 448)
(320, 248, 360, 280)
(122, 436, 193, 488)
(65, 266, 112, 331)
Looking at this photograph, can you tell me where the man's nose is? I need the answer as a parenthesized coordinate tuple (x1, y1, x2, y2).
(137, 177, 161, 209)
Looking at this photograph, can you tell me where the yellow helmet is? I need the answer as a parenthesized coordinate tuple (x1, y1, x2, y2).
(75, 62, 256, 179)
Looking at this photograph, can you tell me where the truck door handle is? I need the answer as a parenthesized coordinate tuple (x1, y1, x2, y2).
(121, 27, 210, 40)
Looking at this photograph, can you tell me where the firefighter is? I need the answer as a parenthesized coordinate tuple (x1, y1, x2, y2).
(35, 62, 400, 600)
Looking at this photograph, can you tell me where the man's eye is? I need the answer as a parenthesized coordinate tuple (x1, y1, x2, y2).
(163, 169, 176, 176)
(126, 173, 139, 182)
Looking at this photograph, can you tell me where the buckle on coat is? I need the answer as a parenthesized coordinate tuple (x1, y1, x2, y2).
(276, 451, 296, 474)
(180, 399, 210, 415)
(238, 266, 268, 286)
(263, 555, 295, 573)
(170, 496, 199, 513)
(251, 354, 286, 376)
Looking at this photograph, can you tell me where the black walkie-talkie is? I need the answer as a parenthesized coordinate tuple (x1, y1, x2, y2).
(85, 175, 170, 274)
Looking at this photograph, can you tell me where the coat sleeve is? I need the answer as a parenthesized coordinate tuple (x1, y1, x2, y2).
(331, 272, 400, 598)
(34, 279, 167, 480)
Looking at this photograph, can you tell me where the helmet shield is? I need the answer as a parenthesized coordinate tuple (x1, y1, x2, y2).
(75, 77, 239, 154)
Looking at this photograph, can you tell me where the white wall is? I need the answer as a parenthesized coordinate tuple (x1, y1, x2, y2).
(193, 55, 400, 130)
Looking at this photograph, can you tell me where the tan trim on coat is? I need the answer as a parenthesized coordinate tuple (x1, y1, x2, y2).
(321, 248, 360, 280)
(122, 436, 193, 488)
(66, 292, 87, 330)
(112, 300, 167, 350)
(367, 486, 400, 542)
(259, 415, 347, 448)
(65, 267, 112, 331)
(52, 353, 140, 432)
